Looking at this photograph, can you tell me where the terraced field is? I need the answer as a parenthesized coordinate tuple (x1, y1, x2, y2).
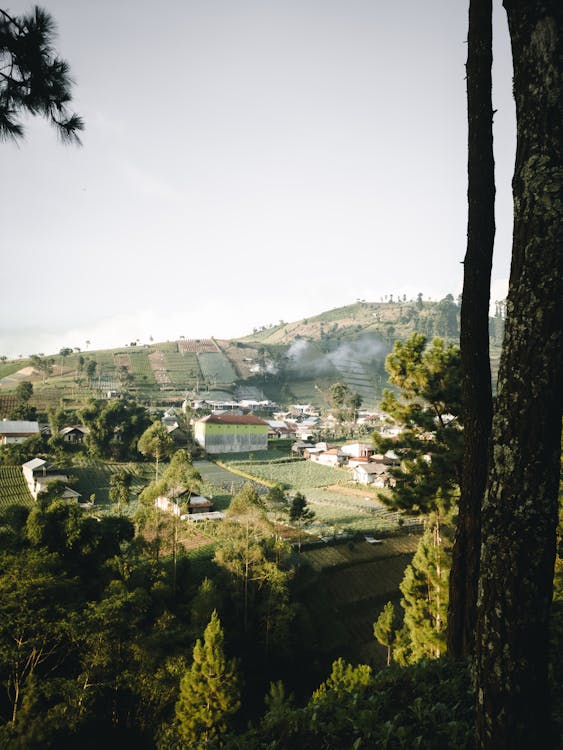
(163, 352, 201, 388)
(128, 350, 156, 384)
(197, 352, 237, 385)
(0, 466, 34, 508)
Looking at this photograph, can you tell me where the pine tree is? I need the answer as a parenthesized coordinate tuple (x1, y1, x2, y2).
(394, 523, 452, 664)
(373, 601, 399, 666)
(175, 611, 240, 748)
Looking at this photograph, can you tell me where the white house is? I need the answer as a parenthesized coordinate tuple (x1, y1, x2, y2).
(22, 458, 82, 501)
(351, 462, 390, 487)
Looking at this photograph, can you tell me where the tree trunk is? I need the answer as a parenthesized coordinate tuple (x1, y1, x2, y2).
(474, 2, 563, 747)
(448, 0, 495, 660)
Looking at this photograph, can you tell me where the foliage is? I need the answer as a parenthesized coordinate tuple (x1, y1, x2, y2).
(329, 382, 363, 422)
(374, 334, 463, 515)
(223, 658, 473, 749)
(374, 601, 400, 667)
(175, 611, 240, 748)
(80, 398, 151, 460)
(289, 492, 315, 551)
(394, 524, 452, 665)
(137, 421, 175, 479)
(109, 468, 133, 511)
(0, 433, 46, 467)
(0, 6, 83, 142)
(15, 381, 33, 402)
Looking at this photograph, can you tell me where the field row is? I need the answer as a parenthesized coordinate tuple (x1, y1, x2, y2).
(0, 466, 34, 508)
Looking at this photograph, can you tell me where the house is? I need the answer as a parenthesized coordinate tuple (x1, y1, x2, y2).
(59, 425, 89, 443)
(340, 442, 375, 460)
(351, 462, 390, 487)
(165, 424, 189, 444)
(22, 458, 82, 501)
(266, 420, 297, 439)
(194, 413, 269, 454)
(155, 491, 215, 517)
(383, 449, 401, 466)
(309, 448, 345, 468)
(0, 419, 40, 445)
(292, 440, 314, 456)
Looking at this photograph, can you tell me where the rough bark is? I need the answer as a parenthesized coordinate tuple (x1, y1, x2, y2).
(474, 2, 563, 747)
(448, 0, 495, 660)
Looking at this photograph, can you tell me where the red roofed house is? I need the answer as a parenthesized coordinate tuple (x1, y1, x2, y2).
(194, 413, 269, 454)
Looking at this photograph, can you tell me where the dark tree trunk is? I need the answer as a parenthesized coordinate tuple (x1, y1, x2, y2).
(474, 1, 563, 747)
(448, 0, 495, 660)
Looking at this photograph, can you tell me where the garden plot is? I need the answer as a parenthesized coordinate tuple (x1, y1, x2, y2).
(0, 466, 34, 508)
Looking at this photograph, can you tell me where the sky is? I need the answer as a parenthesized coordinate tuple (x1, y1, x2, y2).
(1, 0, 515, 358)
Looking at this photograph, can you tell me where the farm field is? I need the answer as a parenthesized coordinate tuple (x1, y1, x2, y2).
(301, 534, 420, 571)
(303, 534, 421, 668)
(0, 466, 34, 508)
(197, 352, 237, 385)
(163, 352, 201, 388)
(222, 455, 418, 535)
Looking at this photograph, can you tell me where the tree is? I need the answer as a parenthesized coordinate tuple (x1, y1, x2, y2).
(394, 524, 452, 665)
(329, 382, 363, 424)
(288, 492, 315, 552)
(374, 334, 463, 516)
(108, 469, 133, 513)
(474, 2, 562, 747)
(0, 6, 83, 142)
(30, 354, 54, 383)
(373, 601, 399, 667)
(137, 422, 174, 480)
(175, 611, 240, 748)
(58, 347, 73, 374)
(448, 0, 495, 661)
(81, 398, 151, 461)
(215, 483, 273, 633)
(15, 381, 32, 402)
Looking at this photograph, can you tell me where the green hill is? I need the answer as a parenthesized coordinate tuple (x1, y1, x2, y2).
(0, 298, 504, 412)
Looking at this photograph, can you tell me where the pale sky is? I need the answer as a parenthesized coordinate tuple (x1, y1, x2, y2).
(1, 1, 515, 357)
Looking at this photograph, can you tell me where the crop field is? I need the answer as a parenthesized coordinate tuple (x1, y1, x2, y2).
(0, 466, 34, 508)
(178, 339, 218, 354)
(301, 535, 420, 571)
(90, 351, 117, 374)
(153, 341, 179, 353)
(113, 353, 131, 370)
(149, 351, 172, 387)
(163, 352, 201, 388)
(70, 461, 156, 506)
(0, 395, 18, 417)
(128, 351, 156, 384)
(320, 555, 413, 607)
(227, 459, 349, 490)
(194, 460, 249, 493)
(197, 352, 237, 385)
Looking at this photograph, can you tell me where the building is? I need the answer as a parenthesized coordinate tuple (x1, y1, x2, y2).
(22, 458, 82, 501)
(0, 419, 40, 445)
(194, 413, 269, 454)
(59, 425, 89, 443)
(351, 462, 390, 487)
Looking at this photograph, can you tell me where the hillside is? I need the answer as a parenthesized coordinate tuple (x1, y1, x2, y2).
(0, 298, 503, 413)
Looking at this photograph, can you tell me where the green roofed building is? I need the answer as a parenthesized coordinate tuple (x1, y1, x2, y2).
(194, 413, 269, 454)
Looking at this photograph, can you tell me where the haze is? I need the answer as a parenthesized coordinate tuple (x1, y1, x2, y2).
(1, 0, 515, 357)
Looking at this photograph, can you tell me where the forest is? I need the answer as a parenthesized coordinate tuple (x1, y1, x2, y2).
(1, 1, 562, 749)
